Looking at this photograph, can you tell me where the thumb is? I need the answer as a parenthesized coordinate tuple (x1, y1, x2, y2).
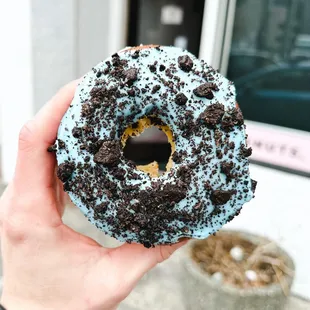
(108, 240, 188, 286)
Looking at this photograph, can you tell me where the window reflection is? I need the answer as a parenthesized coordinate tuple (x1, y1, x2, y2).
(227, 0, 310, 132)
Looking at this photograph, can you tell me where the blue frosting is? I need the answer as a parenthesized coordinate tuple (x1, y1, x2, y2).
(56, 46, 255, 247)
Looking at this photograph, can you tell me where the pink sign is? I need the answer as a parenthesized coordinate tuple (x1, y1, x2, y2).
(246, 121, 310, 174)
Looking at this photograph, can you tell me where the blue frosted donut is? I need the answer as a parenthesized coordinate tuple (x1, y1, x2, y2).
(54, 45, 256, 247)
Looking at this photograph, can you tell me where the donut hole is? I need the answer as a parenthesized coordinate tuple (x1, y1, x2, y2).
(122, 118, 175, 177)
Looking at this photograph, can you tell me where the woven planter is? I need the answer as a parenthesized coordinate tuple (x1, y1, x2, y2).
(181, 230, 295, 310)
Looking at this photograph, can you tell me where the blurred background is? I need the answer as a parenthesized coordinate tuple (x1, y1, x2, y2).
(0, 0, 309, 309)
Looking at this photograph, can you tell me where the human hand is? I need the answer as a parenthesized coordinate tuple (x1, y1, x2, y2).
(0, 81, 187, 310)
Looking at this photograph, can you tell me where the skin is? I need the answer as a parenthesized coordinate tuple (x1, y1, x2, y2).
(0, 80, 187, 310)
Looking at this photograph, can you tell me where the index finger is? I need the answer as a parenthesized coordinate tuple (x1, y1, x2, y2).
(35, 79, 80, 145)
(14, 80, 79, 193)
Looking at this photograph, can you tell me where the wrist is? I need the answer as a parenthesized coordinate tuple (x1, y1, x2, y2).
(1, 296, 117, 310)
(1, 295, 43, 310)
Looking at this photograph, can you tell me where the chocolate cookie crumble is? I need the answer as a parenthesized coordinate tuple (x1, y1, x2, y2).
(94, 141, 121, 166)
(178, 55, 193, 72)
(194, 82, 219, 99)
(175, 93, 188, 105)
(57, 162, 75, 182)
(221, 107, 244, 132)
(47, 144, 57, 152)
(240, 145, 252, 158)
(211, 190, 235, 205)
(72, 127, 83, 138)
(200, 103, 225, 128)
(251, 179, 257, 193)
(123, 68, 138, 85)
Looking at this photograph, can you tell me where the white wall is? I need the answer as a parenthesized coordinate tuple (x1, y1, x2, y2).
(77, 0, 111, 77)
(32, 0, 77, 112)
(0, 0, 34, 181)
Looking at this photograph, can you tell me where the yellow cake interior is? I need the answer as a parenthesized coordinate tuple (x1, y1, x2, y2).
(121, 117, 175, 177)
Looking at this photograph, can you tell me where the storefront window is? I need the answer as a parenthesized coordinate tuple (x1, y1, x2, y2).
(227, 0, 310, 132)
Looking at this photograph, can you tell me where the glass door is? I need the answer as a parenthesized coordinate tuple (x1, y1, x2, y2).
(222, 0, 310, 176)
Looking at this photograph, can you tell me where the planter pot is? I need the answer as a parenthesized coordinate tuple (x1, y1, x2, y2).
(181, 230, 295, 310)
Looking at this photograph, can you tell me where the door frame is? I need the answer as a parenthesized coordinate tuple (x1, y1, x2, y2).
(199, 0, 236, 72)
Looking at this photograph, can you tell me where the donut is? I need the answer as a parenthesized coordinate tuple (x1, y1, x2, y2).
(54, 45, 256, 248)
